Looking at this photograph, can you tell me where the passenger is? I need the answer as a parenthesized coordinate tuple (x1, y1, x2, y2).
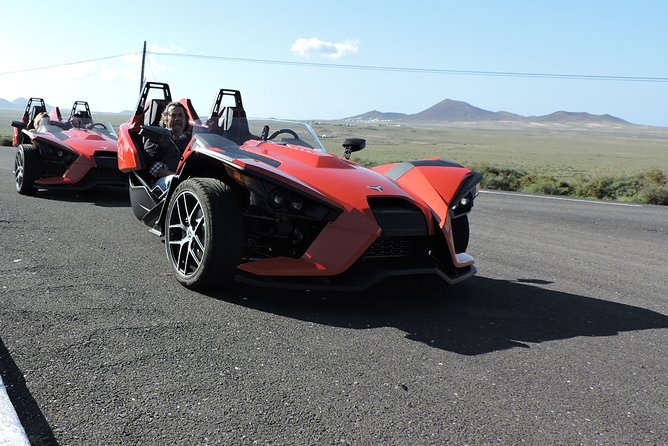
(32, 111, 49, 130)
(70, 113, 83, 129)
(144, 101, 192, 193)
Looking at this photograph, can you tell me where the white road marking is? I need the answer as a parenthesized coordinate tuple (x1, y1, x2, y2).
(0, 376, 30, 446)
(479, 190, 644, 207)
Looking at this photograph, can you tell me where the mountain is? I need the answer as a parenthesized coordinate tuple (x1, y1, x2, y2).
(407, 99, 506, 122)
(347, 110, 407, 121)
(0, 96, 633, 126)
(0, 98, 29, 110)
(346, 99, 630, 125)
(529, 111, 629, 125)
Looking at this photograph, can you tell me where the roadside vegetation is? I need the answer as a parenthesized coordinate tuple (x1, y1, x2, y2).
(471, 165, 668, 205)
(350, 155, 667, 205)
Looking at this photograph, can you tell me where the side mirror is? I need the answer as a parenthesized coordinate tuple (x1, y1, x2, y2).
(140, 125, 171, 143)
(342, 138, 366, 160)
(11, 120, 27, 130)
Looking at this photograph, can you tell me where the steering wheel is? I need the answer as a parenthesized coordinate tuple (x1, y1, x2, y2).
(268, 128, 299, 140)
(91, 122, 108, 130)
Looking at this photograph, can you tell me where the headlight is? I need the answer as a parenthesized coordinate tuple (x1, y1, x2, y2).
(451, 191, 474, 216)
(270, 190, 287, 208)
(40, 144, 77, 163)
(230, 170, 341, 221)
(290, 198, 303, 211)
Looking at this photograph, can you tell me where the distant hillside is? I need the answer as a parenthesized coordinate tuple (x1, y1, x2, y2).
(346, 99, 630, 125)
(0, 98, 30, 110)
(407, 99, 502, 122)
(1, 96, 633, 126)
(529, 111, 629, 125)
(347, 110, 407, 121)
(0, 97, 134, 116)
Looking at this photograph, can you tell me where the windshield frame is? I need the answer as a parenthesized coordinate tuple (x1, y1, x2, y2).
(192, 117, 326, 152)
(35, 120, 118, 140)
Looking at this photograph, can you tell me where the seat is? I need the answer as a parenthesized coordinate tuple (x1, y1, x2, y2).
(217, 106, 254, 144)
(28, 105, 47, 130)
(50, 106, 62, 122)
(181, 98, 200, 123)
(145, 99, 169, 127)
(79, 110, 93, 126)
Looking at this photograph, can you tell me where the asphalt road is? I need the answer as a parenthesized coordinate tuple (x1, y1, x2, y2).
(0, 146, 666, 445)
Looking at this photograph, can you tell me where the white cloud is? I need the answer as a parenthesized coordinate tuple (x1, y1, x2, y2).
(291, 37, 359, 59)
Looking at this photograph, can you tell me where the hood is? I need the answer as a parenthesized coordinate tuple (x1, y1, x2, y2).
(31, 128, 118, 156)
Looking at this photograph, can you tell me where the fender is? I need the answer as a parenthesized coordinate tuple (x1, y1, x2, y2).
(117, 116, 144, 172)
(373, 159, 477, 225)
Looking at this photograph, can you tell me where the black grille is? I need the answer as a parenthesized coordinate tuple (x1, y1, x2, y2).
(364, 236, 424, 259)
(93, 168, 124, 179)
(94, 152, 119, 169)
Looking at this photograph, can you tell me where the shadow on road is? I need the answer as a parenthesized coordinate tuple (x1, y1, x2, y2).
(34, 186, 130, 208)
(212, 276, 668, 356)
(0, 337, 59, 446)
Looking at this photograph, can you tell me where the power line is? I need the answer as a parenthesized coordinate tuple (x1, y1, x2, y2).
(149, 50, 668, 83)
(0, 53, 137, 76)
(1, 50, 666, 84)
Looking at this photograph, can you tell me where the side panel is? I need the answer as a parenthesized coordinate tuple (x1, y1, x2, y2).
(117, 121, 143, 172)
(13, 114, 29, 146)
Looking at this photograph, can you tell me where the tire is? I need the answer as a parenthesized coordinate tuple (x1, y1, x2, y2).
(164, 178, 244, 290)
(451, 215, 470, 254)
(14, 144, 40, 195)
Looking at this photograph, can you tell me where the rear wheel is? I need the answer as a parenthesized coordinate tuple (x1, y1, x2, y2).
(451, 215, 470, 253)
(164, 178, 244, 290)
(14, 144, 40, 195)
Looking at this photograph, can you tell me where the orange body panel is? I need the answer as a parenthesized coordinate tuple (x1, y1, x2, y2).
(117, 118, 143, 172)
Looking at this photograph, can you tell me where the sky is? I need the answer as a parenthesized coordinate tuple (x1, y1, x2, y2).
(0, 0, 667, 126)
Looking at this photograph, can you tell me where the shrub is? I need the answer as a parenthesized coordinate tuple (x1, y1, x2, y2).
(476, 165, 526, 191)
(572, 169, 667, 204)
(521, 176, 573, 195)
(644, 168, 666, 186)
(639, 185, 668, 205)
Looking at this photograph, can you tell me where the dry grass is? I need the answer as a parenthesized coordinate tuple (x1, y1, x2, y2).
(313, 120, 668, 181)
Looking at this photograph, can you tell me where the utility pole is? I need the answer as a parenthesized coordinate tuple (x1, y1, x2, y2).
(140, 41, 147, 92)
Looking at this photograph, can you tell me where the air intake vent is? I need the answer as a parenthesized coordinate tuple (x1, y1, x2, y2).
(94, 152, 119, 169)
(368, 197, 428, 236)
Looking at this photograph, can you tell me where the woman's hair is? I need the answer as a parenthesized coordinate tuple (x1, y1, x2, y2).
(160, 102, 192, 134)
(32, 111, 49, 129)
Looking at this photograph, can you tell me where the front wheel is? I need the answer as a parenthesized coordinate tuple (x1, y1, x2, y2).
(14, 144, 40, 195)
(164, 178, 244, 290)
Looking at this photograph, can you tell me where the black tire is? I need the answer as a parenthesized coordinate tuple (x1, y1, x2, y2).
(164, 178, 244, 290)
(451, 215, 470, 254)
(14, 144, 40, 195)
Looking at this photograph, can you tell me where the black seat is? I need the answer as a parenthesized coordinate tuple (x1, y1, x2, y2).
(28, 105, 47, 130)
(217, 106, 254, 144)
(79, 110, 93, 126)
(145, 99, 169, 127)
